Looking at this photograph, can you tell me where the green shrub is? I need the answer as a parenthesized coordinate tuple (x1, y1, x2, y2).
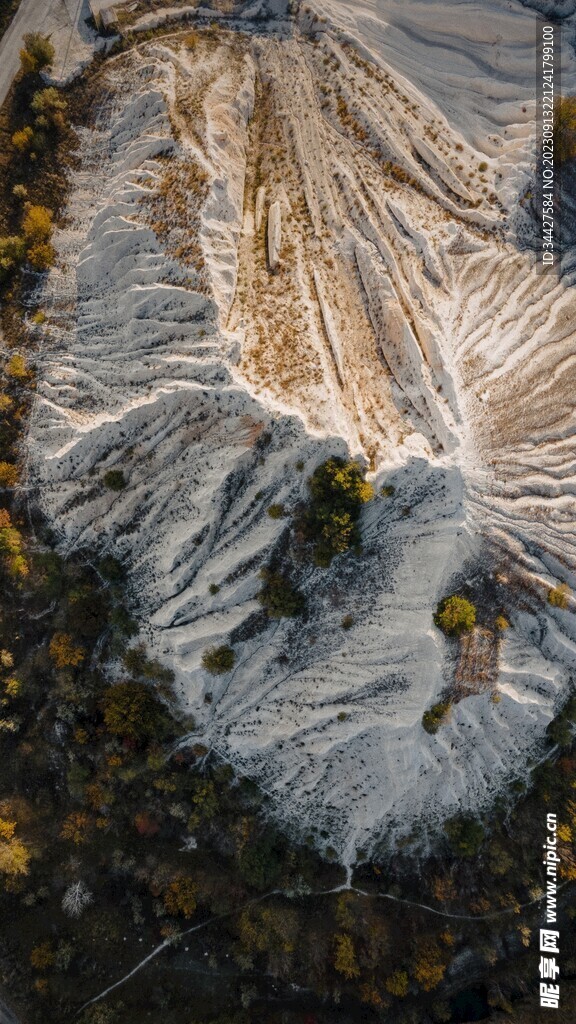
(341, 614, 354, 630)
(300, 457, 373, 566)
(103, 469, 126, 491)
(444, 813, 484, 858)
(257, 568, 304, 619)
(434, 595, 476, 637)
(202, 644, 235, 675)
(422, 701, 451, 734)
(478, 161, 488, 172)
(267, 503, 285, 519)
(380, 484, 395, 497)
(19, 32, 55, 75)
(209, 583, 220, 595)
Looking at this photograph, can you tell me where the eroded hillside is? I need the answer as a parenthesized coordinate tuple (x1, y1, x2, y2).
(27, 1, 576, 863)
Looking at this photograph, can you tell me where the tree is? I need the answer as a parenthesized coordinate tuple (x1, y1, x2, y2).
(0, 463, 19, 487)
(300, 457, 373, 566)
(31, 87, 67, 132)
(27, 241, 55, 271)
(163, 876, 197, 918)
(19, 33, 55, 75)
(412, 940, 446, 991)
(201, 644, 235, 675)
(22, 204, 53, 244)
(0, 818, 30, 876)
(30, 942, 54, 969)
(385, 969, 409, 997)
(553, 95, 576, 165)
(444, 813, 484, 858)
(49, 632, 85, 669)
(62, 881, 93, 918)
(0, 235, 26, 278)
(101, 680, 166, 742)
(434, 595, 476, 637)
(60, 811, 91, 845)
(257, 568, 304, 618)
(334, 933, 360, 979)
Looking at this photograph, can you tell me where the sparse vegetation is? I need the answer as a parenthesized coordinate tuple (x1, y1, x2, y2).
(434, 595, 476, 637)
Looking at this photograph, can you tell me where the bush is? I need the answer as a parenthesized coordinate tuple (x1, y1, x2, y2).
(103, 469, 126, 491)
(422, 701, 451, 734)
(267, 503, 285, 519)
(257, 568, 304, 619)
(553, 95, 576, 165)
(19, 32, 55, 75)
(201, 644, 235, 675)
(495, 614, 510, 631)
(300, 457, 373, 566)
(548, 583, 570, 609)
(444, 813, 484, 858)
(380, 484, 395, 497)
(208, 583, 220, 595)
(434, 595, 476, 637)
(341, 614, 354, 629)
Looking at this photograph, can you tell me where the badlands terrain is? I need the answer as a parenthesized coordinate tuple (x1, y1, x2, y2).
(27, 0, 576, 863)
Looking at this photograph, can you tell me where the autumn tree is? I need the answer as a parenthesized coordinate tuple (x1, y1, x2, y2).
(19, 33, 55, 75)
(0, 463, 19, 487)
(412, 940, 446, 991)
(163, 876, 197, 918)
(0, 509, 28, 579)
(0, 817, 30, 876)
(30, 942, 54, 969)
(31, 87, 68, 132)
(60, 811, 91, 845)
(385, 969, 409, 997)
(49, 632, 85, 669)
(334, 933, 360, 979)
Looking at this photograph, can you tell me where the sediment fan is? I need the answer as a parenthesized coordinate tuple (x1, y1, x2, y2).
(27, 0, 576, 864)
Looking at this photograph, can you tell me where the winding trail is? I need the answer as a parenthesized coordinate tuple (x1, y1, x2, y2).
(76, 878, 572, 1014)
